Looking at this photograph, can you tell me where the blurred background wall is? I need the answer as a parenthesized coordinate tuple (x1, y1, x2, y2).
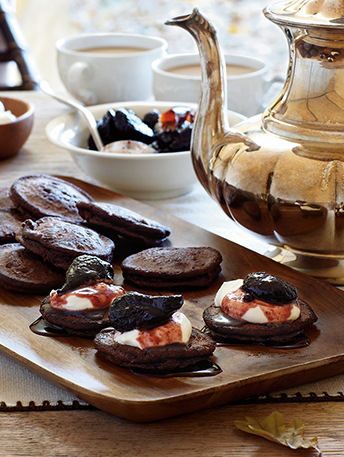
(14, 0, 288, 91)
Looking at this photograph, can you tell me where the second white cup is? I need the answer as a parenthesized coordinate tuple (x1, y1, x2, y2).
(56, 33, 168, 105)
(152, 53, 284, 117)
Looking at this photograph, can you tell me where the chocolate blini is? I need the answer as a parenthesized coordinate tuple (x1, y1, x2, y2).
(0, 208, 26, 244)
(0, 243, 64, 294)
(77, 201, 171, 246)
(16, 216, 115, 270)
(95, 327, 216, 370)
(121, 246, 222, 289)
(0, 187, 16, 210)
(203, 273, 318, 346)
(94, 292, 216, 370)
(10, 174, 94, 223)
(32, 255, 125, 337)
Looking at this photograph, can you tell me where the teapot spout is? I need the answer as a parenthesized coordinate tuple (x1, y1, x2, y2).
(166, 9, 256, 196)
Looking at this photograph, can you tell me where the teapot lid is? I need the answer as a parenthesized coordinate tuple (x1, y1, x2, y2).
(264, 0, 344, 28)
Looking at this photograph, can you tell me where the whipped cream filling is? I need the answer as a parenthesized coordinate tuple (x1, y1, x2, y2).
(50, 282, 125, 311)
(103, 139, 156, 154)
(0, 102, 16, 124)
(114, 311, 192, 349)
(215, 279, 300, 324)
(215, 280, 244, 307)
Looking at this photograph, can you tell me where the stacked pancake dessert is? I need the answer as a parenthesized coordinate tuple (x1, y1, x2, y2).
(203, 272, 318, 348)
(31, 255, 125, 337)
(94, 291, 217, 373)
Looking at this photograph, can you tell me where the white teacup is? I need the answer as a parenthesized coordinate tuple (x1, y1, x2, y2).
(152, 53, 284, 117)
(56, 33, 168, 105)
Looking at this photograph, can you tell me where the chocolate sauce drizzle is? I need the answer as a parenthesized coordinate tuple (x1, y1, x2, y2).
(130, 359, 222, 378)
(30, 316, 69, 336)
(201, 325, 310, 349)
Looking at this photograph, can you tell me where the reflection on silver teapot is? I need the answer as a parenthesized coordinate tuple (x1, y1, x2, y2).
(166, 1, 344, 284)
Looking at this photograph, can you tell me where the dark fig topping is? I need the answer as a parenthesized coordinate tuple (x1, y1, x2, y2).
(243, 292, 254, 302)
(87, 106, 195, 153)
(242, 272, 297, 304)
(113, 108, 154, 144)
(109, 292, 183, 332)
(58, 255, 114, 294)
(142, 109, 160, 130)
(152, 124, 192, 153)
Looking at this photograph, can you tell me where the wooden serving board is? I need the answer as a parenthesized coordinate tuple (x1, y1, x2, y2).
(1, 177, 344, 422)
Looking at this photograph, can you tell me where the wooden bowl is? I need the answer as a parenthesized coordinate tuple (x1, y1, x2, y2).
(0, 96, 34, 160)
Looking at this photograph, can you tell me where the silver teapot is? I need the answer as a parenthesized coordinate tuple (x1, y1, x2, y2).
(166, 1, 344, 284)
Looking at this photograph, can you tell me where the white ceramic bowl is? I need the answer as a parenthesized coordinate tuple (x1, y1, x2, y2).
(45, 101, 245, 200)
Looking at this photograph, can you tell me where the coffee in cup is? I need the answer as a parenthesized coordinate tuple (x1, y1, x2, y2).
(152, 53, 284, 117)
(56, 33, 168, 105)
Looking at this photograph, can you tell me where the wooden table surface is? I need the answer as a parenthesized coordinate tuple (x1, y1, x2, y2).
(0, 90, 343, 456)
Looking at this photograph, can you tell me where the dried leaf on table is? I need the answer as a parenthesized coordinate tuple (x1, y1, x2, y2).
(235, 411, 321, 452)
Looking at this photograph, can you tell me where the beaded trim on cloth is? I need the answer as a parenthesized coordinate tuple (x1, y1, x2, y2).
(0, 400, 93, 412)
(2, 392, 344, 413)
(238, 391, 344, 405)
